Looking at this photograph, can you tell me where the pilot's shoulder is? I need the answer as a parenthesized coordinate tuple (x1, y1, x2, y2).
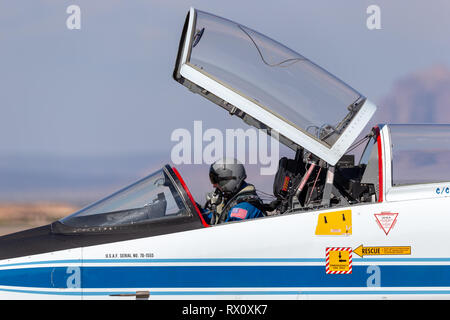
(233, 201, 257, 210)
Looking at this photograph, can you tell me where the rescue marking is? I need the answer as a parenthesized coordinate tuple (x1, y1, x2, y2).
(354, 244, 411, 258)
(325, 247, 352, 274)
(374, 212, 398, 235)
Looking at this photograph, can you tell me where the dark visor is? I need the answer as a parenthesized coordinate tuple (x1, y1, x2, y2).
(209, 172, 236, 184)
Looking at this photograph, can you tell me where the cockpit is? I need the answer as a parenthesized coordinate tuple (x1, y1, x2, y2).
(171, 8, 380, 213)
(50, 9, 450, 236)
(52, 135, 380, 235)
(52, 8, 380, 235)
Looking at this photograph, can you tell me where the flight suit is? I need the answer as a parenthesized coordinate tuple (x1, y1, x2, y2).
(201, 183, 264, 224)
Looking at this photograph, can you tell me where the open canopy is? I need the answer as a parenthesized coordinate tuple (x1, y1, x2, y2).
(173, 8, 376, 165)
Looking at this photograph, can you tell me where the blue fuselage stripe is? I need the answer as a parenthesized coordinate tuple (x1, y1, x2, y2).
(3, 257, 450, 269)
(1, 265, 450, 289)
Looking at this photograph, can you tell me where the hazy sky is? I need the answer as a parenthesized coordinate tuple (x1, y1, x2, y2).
(1, 0, 450, 158)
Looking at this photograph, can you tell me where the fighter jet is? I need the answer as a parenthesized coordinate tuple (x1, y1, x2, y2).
(1, 8, 449, 299)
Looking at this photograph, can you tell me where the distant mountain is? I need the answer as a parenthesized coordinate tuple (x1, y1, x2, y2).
(374, 65, 450, 124)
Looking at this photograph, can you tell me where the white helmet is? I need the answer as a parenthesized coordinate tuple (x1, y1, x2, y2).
(209, 158, 247, 195)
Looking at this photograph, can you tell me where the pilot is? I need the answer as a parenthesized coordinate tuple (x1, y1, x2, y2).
(201, 158, 265, 225)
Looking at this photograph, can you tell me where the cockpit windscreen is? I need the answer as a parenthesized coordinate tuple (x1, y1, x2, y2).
(59, 167, 190, 229)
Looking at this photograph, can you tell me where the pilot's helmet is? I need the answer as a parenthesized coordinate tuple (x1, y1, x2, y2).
(209, 158, 247, 195)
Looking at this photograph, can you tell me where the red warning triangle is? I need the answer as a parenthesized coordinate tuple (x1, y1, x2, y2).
(374, 212, 398, 235)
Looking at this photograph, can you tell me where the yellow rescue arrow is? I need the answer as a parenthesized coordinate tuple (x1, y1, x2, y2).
(353, 244, 411, 258)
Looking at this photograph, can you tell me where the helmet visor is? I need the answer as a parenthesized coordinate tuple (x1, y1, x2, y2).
(209, 171, 236, 185)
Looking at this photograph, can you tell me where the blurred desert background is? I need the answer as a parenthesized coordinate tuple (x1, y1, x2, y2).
(0, 202, 78, 235)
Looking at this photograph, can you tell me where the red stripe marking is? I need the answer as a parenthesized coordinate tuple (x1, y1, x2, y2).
(172, 167, 209, 228)
(375, 126, 383, 202)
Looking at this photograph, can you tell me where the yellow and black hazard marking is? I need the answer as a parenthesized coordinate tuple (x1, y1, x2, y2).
(353, 244, 411, 258)
(315, 210, 352, 236)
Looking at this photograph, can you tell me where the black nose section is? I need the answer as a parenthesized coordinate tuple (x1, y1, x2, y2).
(0, 225, 56, 260)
